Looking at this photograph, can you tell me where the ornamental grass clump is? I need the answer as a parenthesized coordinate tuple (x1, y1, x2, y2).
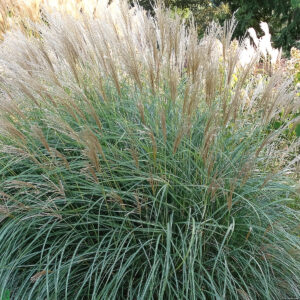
(0, 1, 299, 299)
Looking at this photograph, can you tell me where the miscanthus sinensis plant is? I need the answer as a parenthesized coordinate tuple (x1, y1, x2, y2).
(0, 0, 299, 299)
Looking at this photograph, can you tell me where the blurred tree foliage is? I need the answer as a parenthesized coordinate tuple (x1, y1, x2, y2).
(135, 0, 300, 51)
(135, 0, 231, 32)
(220, 0, 300, 51)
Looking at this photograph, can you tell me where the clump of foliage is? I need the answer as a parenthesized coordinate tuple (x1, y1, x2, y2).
(0, 1, 299, 299)
(288, 47, 300, 88)
(137, 0, 299, 52)
(136, 0, 231, 33)
(221, 0, 300, 51)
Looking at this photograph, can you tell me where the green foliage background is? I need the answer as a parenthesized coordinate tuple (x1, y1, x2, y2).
(136, 0, 300, 51)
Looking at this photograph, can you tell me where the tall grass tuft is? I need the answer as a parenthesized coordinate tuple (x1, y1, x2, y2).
(0, 1, 299, 299)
